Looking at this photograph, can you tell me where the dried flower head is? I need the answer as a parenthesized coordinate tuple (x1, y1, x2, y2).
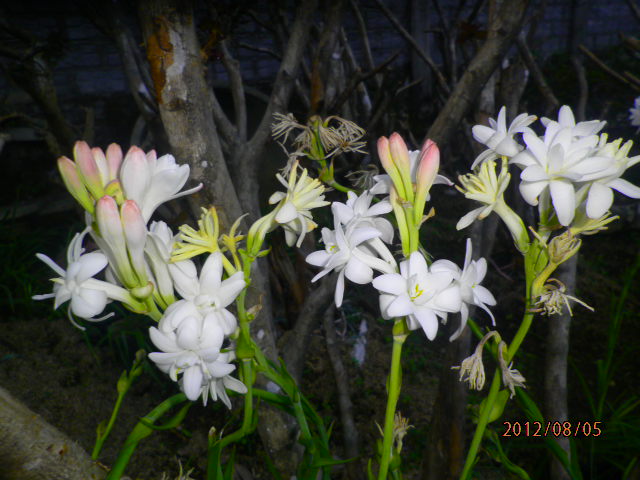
(497, 341, 526, 398)
(271, 112, 366, 160)
(531, 278, 594, 316)
(453, 331, 500, 391)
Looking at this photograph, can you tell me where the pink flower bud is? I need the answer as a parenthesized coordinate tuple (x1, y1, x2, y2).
(74, 141, 105, 200)
(414, 139, 440, 224)
(57, 156, 94, 214)
(416, 139, 440, 197)
(377, 135, 407, 199)
(389, 133, 411, 173)
(105, 143, 123, 181)
(121, 200, 148, 281)
(97, 195, 136, 287)
(389, 133, 414, 202)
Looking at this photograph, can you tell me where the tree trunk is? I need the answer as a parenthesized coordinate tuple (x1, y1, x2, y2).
(0, 386, 106, 480)
(138, 2, 299, 474)
(544, 255, 577, 480)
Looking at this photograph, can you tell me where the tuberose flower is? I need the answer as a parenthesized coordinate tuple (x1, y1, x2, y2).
(148, 308, 247, 406)
(431, 239, 496, 340)
(511, 128, 612, 226)
(120, 146, 202, 222)
(168, 252, 245, 335)
(33, 228, 134, 323)
(541, 105, 606, 139)
(471, 106, 537, 168)
(306, 220, 396, 307)
(331, 190, 394, 243)
(268, 160, 329, 247)
(372, 252, 461, 340)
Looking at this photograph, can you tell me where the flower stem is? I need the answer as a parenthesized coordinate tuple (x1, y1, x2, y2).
(460, 371, 502, 480)
(92, 389, 125, 459)
(378, 330, 406, 479)
(106, 394, 187, 480)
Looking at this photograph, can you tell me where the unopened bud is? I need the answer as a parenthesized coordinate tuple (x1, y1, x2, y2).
(548, 231, 581, 265)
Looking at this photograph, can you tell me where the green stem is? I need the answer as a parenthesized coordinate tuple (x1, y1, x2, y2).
(92, 390, 126, 460)
(460, 371, 502, 480)
(378, 332, 406, 480)
(106, 393, 187, 480)
(327, 178, 353, 193)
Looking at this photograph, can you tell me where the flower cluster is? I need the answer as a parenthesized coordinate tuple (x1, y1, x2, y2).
(462, 105, 640, 230)
(34, 141, 253, 407)
(306, 134, 496, 341)
(149, 252, 248, 406)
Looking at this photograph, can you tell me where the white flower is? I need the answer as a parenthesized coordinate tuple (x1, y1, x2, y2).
(371, 150, 452, 197)
(541, 105, 605, 139)
(431, 239, 496, 340)
(168, 252, 245, 335)
(268, 161, 330, 247)
(471, 106, 537, 168)
(331, 190, 394, 243)
(306, 221, 396, 307)
(629, 97, 640, 131)
(33, 229, 131, 321)
(148, 309, 247, 406)
(511, 128, 613, 226)
(372, 252, 461, 340)
(201, 352, 248, 408)
(120, 147, 202, 222)
(456, 159, 511, 230)
(580, 136, 640, 218)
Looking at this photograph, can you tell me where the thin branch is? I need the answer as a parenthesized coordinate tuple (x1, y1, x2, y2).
(349, 0, 380, 91)
(237, 41, 282, 61)
(426, 0, 529, 147)
(339, 28, 373, 118)
(245, 0, 318, 160)
(323, 304, 359, 460)
(579, 45, 640, 92)
(517, 35, 560, 113)
(626, 0, 640, 23)
(328, 51, 399, 112)
(221, 40, 247, 142)
(372, 0, 451, 94)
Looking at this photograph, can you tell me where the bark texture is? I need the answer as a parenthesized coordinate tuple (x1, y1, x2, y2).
(0, 386, 106, 480)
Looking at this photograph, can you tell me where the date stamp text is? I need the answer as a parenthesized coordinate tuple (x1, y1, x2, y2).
(502, 421, 602, 437)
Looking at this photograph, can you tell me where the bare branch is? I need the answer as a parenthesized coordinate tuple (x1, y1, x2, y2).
(579, 45, 640, 92)
(426, 0, 530, 147)
(237, 41, 282, 60)
(323, 305, 359, 460)
(239, 0, 318, 213)
(517, 35, 560, 114)
(626, 0, 640, 23)
(372, 0, 451, 94)
(339, 28, 373, 117)
(328, 51, 399, 112)
(221, 40, 248, 141)
(349, 0, 377, 75)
